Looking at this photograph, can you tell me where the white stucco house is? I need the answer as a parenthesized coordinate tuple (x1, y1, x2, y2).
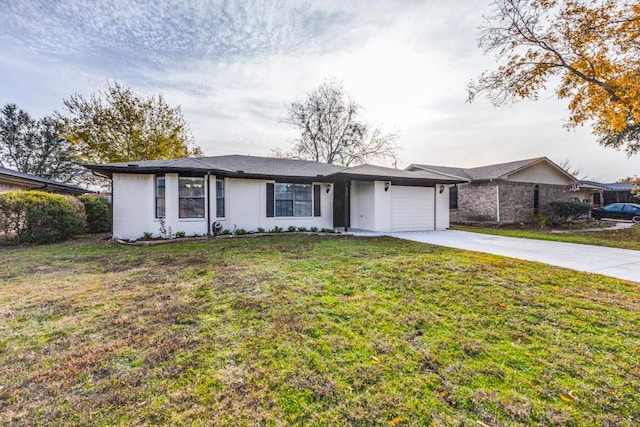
(86, 155, 464, 240)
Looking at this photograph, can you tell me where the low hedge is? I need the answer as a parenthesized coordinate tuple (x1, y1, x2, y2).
(0, 191, 87, 244)
(540, 200, 591, 225)
(78, 195, 111, 233)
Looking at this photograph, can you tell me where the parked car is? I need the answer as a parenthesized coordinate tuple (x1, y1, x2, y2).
(591, 203, 640, 223)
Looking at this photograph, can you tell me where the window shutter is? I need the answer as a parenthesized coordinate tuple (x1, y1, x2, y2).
(313, 184, 321, 217)
(266, 183, 274, 217)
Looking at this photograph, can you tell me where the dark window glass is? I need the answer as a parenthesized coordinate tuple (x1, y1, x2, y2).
(449, 185, 458, 209)
(274, 183, 312, 217)
(155, 176, 165, 218)
(216, 178, 225, 218)
(179, 177, 205, 218)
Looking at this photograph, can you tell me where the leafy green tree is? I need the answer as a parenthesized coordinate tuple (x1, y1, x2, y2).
(277, 79, 397, 166)
(0, 104, 85, 183)
(58, 81, 202, 164)
(468, 0, 640, 155)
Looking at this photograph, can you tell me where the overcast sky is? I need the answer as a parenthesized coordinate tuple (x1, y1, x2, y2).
(1, 0, 637, 181)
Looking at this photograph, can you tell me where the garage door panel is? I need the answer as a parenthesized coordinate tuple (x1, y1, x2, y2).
(391, 186, 434, 231)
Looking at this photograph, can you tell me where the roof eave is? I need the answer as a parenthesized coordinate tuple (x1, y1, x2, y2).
(85, 165, 336, 182)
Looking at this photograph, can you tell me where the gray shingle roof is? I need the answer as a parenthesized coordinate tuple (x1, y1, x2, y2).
(333, 164, 463, 183)
(603, 182, 634, 191)
(87, 155, 344, 178)
(410, 157, 574, 182)
(406, 164, 470, 180)
(87, 154, 466, 183)
(0, 166, 89, 195)
(581, 181, 634, 191)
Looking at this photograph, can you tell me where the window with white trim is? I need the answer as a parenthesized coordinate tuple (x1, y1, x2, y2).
(275, 183, 312, 217)
(216, 178, 225, 218)
(155, 176, 165, 218)
(179, 176, 205, 218)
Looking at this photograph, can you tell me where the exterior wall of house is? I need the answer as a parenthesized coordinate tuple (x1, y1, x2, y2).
(0, 181, 31, 193)
(350, 181, 449, 232)
(450, 182, 498, 223)
(111, 173, 335, 239)
(351, 181, 376, 231)
(435, 185, 450, 230)
(507, 163, 574, 185)
(451, 180, 578, 224)
(215, 178, 334, 232)
(162, 173, 209, 237)
(373, 181, 392, 231)
(112, 173, 450, 239)
(113, 173, 157, 239)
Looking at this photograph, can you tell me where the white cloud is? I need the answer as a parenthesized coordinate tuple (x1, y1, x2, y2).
(0, 0, 636, 181)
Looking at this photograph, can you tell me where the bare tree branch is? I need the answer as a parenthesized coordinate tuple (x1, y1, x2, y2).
(278, 79, 398, 166)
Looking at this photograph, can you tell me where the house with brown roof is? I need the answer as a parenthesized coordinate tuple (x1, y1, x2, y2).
(407, 157, 595, 224)
(86, 155, 465, 240)
(0, 166, 88, 195)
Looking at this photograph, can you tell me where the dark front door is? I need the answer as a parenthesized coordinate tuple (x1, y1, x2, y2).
(533, 185, 539, 214)
(333, 181, 350, 229)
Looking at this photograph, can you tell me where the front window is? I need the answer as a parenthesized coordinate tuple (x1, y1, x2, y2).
(275, 183, 312, 217)
(155, 176, 165, 218)
(449, 185, 458, 209)
(179, 177, 205, 218)
(216, 178, 225, 218)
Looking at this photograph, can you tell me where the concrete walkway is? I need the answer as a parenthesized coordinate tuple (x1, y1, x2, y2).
(388, 230, 640, 283)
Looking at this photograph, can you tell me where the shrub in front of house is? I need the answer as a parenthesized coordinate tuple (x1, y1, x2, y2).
(540, 200, 591, 225)
(78, 195, 111, 233)
(0, 191, 86, 244)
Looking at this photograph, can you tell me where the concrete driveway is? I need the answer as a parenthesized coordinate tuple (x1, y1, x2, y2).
(388, 230, 640, 283)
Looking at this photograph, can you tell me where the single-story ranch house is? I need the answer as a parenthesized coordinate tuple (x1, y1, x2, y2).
(0, 166, 88, 195)
(407, 157, 597, 224)
(86, 155, 464, 240)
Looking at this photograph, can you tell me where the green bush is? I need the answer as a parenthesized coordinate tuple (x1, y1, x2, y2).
(174, 231, 186, 238)
(77, 195, 110, 233)
(269, 226, 283, 233)
(0, 191, 86, 244)
(235, 228, 247, 235)
(287, 225, 297, 232)
(540, 201, 591, 225)
(256, 227, 266, 233)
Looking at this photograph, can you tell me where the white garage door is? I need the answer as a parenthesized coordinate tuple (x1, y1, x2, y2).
(391, 186, 434, 231)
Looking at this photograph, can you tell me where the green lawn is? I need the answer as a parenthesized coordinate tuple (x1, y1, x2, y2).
(454, 224, 640, 251)
(0, 235, 638, 426)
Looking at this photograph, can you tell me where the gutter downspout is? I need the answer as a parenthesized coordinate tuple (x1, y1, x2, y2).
(433, 185, 437, 230)
(490, 179, 500, 223)
(206, 172, 211, 237)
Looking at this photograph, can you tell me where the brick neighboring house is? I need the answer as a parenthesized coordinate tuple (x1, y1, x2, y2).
(407, 157, 595, 224)
(0, 166, 88, 195)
